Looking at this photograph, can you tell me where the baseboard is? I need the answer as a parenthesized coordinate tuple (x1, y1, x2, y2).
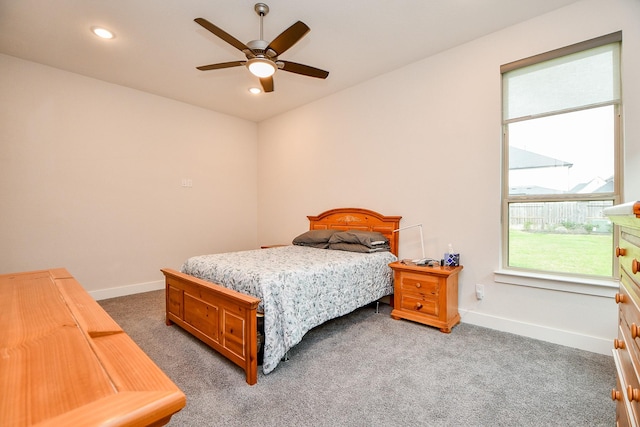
(90, 279, 164, 301)
(460, 309, 612, 356)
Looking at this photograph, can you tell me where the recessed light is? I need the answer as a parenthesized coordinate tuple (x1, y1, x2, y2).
(248, 87, 262, 94)
(91, 26, 115, 39)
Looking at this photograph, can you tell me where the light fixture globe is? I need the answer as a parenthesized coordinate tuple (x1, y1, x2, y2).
(91, 26, 115, 39)
(247, 58, 276, 78)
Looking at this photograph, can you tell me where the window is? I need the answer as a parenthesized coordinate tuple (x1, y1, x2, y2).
(501, 32, 621, 279)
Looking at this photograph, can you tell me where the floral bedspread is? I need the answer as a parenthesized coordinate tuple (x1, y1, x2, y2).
(180, 245, 397, 374)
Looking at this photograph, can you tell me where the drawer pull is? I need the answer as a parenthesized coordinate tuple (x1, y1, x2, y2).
(628, 385, 640, 402)
(616, 247, 627, 257)
(632, 323, 639, 340)
(415, 302, 423, 310)
(612, 388, 622, 401)
(614, 338, 626, 349)
(415, 283, 422, 288)
(633, 259, 639, 275)
(616, 293, 626, 304)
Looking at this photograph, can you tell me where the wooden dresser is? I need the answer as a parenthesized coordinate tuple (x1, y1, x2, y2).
(606, 201, 640, 426)
(0, 268, 186, 427)
(389, 261, 463, 333)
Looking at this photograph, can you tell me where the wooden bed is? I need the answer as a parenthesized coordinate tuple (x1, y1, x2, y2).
(161, 208, 401, 385)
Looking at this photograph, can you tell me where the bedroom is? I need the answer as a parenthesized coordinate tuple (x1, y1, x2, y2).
(0, 0, 639, 421)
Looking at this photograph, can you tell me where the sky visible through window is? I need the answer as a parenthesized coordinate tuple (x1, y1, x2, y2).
(508, 105, 614, 192)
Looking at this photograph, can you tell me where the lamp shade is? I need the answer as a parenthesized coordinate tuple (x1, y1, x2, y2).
(247, 58, 276, 78)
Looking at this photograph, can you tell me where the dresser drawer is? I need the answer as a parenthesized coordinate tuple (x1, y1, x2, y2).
(617, 323, 640, 395)
(623, 267, 640, 305)
(620, 227, 640, 272)
(613, 350, 634, 427)
(614, 338, 640, 423)
(396, 271, 440, 296)
(617, 285, 640, 422)
(621, 272, 640, 331)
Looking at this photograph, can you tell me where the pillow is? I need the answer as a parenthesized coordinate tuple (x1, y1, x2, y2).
(328, 230, 389, 248)
(329, 242, 391, 253)
(292, 229, 338, 247)
(299, 242, 331, 249)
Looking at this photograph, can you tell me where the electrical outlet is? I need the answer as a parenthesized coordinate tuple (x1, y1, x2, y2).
(475, 284, 485, 300)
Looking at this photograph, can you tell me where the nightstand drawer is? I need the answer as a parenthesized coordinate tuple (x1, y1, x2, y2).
(398, 293, 438, 316)
(397, 271, 439, 296)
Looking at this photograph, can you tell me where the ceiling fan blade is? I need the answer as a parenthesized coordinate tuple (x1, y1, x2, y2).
(260, 76, 274, 93)
(194, 18, 249, 52)
(280, 61, 329, 79)
(266, 21, 310, 55)
(196, 61, 245, 71)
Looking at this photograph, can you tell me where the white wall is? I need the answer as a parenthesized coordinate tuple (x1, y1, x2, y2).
(0, 54, 259, 298)
(257, 0, 640, 354)
(1, 0, 637, 355)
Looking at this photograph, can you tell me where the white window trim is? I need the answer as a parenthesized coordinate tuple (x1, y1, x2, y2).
(494, 269, 619, 297)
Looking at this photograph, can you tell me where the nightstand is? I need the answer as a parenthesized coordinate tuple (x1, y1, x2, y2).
(389, 261, 463, 333)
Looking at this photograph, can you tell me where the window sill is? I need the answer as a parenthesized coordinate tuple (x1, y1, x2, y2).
(494, 269, 619, 297)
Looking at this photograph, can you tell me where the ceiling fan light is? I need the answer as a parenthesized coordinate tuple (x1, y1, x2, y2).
(247, 58, 276, 78)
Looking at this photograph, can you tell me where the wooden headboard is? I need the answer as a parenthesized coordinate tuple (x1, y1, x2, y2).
(307, 208, 402, 256)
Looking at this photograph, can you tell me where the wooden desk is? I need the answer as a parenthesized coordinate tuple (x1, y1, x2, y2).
(0, 268, 185, 427)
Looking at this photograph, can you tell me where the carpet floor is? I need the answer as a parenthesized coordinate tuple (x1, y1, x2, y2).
(99, 290, 615, 427)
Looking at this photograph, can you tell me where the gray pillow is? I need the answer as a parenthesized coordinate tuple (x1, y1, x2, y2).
(329, 242, 390, 253)
(328, 230, 389, 248)
(292, 229, 338, 247)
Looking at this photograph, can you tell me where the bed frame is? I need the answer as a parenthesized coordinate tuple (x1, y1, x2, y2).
(161, 208, 401, 385)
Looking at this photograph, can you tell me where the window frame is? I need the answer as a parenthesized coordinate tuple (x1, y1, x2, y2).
(500, 32, 623, 284)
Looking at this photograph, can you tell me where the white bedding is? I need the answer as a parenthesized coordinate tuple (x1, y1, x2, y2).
(180, 245, 397, 374)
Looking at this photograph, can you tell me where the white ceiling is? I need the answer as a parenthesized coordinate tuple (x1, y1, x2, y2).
(0, 0, 581, 122)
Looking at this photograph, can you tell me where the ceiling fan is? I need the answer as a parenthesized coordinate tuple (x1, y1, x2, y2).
(195, 3, 329, 93)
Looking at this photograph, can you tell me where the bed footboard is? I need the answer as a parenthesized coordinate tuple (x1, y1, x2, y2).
(161, 268, 261, 385)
